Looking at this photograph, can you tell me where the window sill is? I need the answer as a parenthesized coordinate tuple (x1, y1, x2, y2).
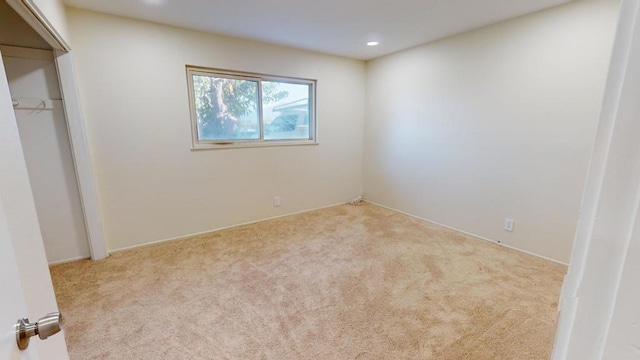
(191, 139, 319, 150)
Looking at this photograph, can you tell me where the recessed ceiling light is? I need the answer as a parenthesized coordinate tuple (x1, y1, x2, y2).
(142, 0, 166, 5)
(367, 41, 379, 46)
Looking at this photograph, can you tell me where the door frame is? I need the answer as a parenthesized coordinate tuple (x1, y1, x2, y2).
(4, 1, 107, 261)
(5, 0, 70, 52)
(54, 50, 108, 261)
(552, 0, 640, 358)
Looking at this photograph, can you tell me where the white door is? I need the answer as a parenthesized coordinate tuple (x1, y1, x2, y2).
(0, 49, 69, 359)
(0, 205, 36, 359)
(2, 49, 90, 264)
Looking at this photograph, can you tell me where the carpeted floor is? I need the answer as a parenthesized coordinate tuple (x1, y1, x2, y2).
(50, 203, 566, 359)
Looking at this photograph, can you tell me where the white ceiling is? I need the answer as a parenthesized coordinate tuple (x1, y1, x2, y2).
(62, 0, 573, 60)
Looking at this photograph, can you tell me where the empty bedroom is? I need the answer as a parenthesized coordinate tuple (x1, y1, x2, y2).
(2, 0, 639, 359)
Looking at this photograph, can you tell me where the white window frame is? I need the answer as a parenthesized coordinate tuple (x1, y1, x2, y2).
(186, 66, 318, 149)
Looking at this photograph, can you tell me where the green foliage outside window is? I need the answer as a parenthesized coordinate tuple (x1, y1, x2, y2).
(192, 75, 288, 140)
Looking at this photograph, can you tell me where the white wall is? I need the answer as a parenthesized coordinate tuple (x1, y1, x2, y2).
(66, 8, 365, 251)
(364, 0, 619, 263)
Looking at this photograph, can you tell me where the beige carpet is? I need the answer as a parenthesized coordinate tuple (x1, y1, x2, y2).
(50, 203, 565, 359)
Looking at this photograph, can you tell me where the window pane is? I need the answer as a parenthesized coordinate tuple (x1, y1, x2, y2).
(192, 75, 260, 140)
(263, 81, 311, 140)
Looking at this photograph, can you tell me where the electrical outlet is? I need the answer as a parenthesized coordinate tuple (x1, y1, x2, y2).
(504, 218, 514, 232)
(274, 196, 281, 207)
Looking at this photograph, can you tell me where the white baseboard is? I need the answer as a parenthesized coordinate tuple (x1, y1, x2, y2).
(48, 255, 91, 266)
(365, 200, 569, 266)
(110, 201, 349, 254)
(56, 200, 569, 267)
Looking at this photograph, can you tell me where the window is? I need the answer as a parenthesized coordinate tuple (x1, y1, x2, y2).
(186, 66, 316, 149)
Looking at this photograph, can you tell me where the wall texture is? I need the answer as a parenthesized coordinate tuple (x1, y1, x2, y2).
(363, 0, 620, 263)
(66, 8, 365, 251)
